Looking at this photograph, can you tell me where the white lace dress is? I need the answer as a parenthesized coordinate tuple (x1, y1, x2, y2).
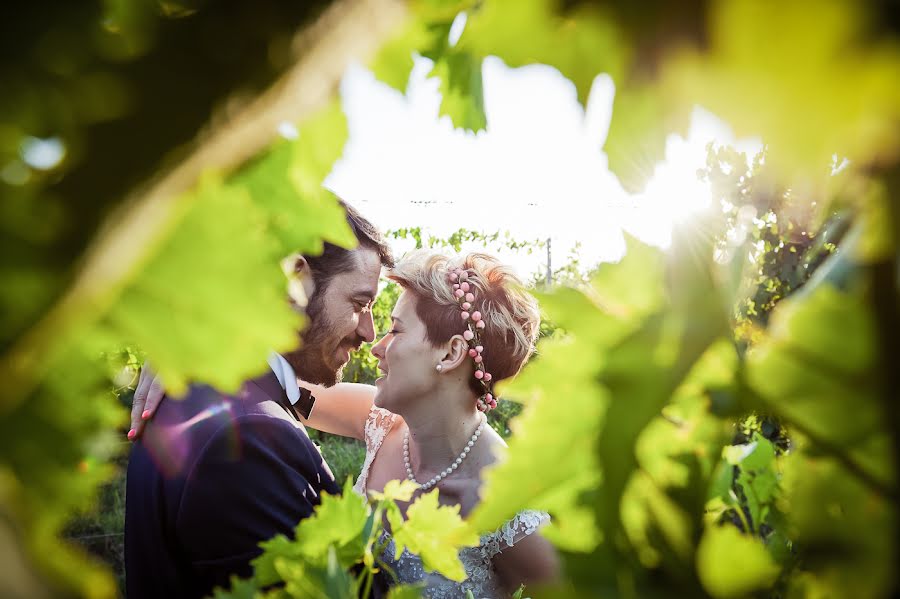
(353, 406, 549, 599)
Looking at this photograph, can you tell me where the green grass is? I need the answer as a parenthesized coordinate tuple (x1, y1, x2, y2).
(307, 430, 367, 487)
(63, 449, 129, 595)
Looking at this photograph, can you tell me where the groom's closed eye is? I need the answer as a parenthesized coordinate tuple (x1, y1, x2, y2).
(351, 294, 375, 312)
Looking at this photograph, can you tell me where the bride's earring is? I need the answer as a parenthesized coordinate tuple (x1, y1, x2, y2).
(435, 364, 443, 372)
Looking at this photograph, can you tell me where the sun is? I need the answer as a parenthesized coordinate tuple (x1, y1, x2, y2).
(626, 107, 762, 248)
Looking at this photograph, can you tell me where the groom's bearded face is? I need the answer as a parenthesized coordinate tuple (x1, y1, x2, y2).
(284, 248, 381, 386)
(291, 290, 363, 385)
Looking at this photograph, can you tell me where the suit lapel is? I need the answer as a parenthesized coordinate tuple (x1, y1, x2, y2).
(249, 372, 300, 422)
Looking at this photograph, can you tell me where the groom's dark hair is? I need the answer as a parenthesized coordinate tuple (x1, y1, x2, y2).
(304, 199, 394, 292)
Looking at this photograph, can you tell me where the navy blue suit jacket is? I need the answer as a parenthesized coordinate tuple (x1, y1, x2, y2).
(125, 371, 339, 598)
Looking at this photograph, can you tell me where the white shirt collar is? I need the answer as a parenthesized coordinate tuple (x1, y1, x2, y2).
(267, 352, 300, 406)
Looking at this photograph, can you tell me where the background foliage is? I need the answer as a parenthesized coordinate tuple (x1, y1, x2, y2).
(2, 0, 898, 597)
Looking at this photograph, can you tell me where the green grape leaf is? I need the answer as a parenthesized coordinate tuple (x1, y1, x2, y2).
(371, 19, 436, 93)
(430, 50, 486, 132)
(386, 583, 426, 599)
(722, 434, 775, 472)
(471, 287, 609, 551)
(368, 478, 420, 503)
(101, 174, 301, 394)
(590, 234, 666, 322)
(231, 103, 356, 256)
(276, 545, 356, 599)
(696, 525, 780, 598)
(779, 449, 895, 598)
(391, 489, 479, 581)
(604, 84, 691, 193)
(622, 471, 694, 567)
(251, 533, 296, 588)
(0, 336, 125, 598)
(371, 3, 471, 94)
(589, 223, 730, 582)
(636, 340, 737, 492)
(722, 434, 778, 529)
(523, 287, 628, 370)
(746, 284, 892, 485)
(663, 0, 900, 179)
(459, 0, 626, 105)
(258, 479, 369, 577)
(211, 575, 260, 599)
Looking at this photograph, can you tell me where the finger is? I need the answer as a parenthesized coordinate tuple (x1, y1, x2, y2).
(144, 376, 165, 418)
(129, 390, 146, 441)
(134, 373, 166, 439)
(129, 363, 153, 440)
(134, 362, 153, 403)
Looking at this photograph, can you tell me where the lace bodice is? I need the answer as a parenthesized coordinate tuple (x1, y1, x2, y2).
(352, 405, 550, 598)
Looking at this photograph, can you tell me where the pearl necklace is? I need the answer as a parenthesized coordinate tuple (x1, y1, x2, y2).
(403, 415, 486, 491)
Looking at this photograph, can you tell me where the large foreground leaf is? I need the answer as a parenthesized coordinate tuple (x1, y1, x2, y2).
(390, 489, 479, 582)
(102, 175, 301, 394)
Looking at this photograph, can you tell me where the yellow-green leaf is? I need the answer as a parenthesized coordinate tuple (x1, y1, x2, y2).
(663, 0, 900, 179)
(368, 478, 420, 503)
(102, 175, 300, 394)
(292, 479, 370, 565)
(391, 489, 479, 581)
(459, 0, 626, 105)
(696, 525, 780, 598)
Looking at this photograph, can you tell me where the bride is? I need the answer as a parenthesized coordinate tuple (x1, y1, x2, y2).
(132, 251, 559, 597)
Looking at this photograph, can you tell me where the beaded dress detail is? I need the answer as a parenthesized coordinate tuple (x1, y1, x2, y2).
(352, 405, 549, 598)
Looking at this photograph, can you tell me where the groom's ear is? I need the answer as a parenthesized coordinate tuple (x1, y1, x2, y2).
(281, 253, 317, 308)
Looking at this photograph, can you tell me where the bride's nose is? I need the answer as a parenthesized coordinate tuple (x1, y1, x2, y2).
(371, 333, 388, 361)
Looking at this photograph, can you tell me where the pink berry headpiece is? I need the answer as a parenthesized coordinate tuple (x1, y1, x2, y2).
(449, 267, 497, 412)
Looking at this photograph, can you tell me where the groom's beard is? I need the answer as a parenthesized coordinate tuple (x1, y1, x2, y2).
(283, 289, 363, 386)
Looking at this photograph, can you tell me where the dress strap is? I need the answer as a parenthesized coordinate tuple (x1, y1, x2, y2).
(352, 405, 396, 496)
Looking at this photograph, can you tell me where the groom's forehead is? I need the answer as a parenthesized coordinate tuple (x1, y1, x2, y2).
(332, 247, 381, 296)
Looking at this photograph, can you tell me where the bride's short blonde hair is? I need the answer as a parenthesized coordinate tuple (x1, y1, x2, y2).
(387, 251, 540, 394)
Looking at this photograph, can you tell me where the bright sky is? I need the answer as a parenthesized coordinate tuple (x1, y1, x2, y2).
(326, 49, 762, 280)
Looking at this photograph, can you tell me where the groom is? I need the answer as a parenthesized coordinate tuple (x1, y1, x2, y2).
(124, 201, 393, 598)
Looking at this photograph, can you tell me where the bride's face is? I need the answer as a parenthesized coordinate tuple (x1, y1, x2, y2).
(371, 290, 443, 412)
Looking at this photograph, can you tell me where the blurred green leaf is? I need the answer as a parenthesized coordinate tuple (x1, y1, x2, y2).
(663, 0, 900, 179)
(370, 20, 435, 93)
(430, 50, 486, 132)
(101, 174, 300, 395)
(605, 85, 691, 193)
(747, 284, 892, 486)
(471, 289, 608, 551)
(590, 234, 666, 321)
(0, 334, 124, 597)
(696, 524, 780, 598)
(386, 583, 425, 599)
(779, 448, 896, 598)
(459, 0, 626, 105)
(232, 103, 356, 257)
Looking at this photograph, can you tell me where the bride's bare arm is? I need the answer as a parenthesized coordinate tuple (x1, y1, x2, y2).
(294, 380, 376, 440)
(491, 532, 560, 594)
(127, 366, 377, 441)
